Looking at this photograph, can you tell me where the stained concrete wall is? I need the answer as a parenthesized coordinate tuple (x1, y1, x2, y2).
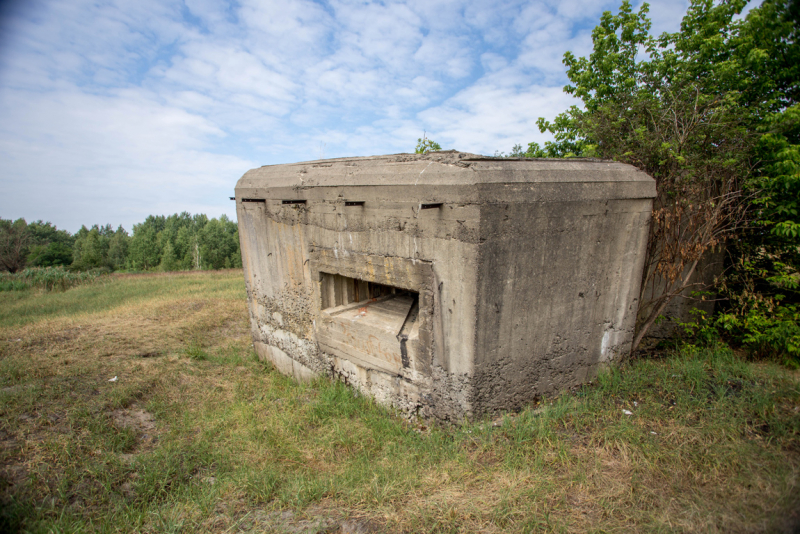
(235, 152, 655, 420)
(473, 199, 652, 412)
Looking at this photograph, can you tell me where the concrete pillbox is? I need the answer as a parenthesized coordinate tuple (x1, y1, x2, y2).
(235, 151, 656, 421)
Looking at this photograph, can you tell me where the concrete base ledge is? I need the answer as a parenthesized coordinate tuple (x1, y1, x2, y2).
(254, 341, 317, 383)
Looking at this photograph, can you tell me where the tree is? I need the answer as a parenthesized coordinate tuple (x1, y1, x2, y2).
(199, 214, 241, 270)
(120, 211, 241, 272)
(0, 218, 31, 273)
(29, 242, 73, 267)
(493, 144, 527, 158)
(128, 224, 160, 270)
(159, 241, 179, 271)
(415, 135, 442, 154)
(25, 220, 74, 267)
(107, 226, 129, 270)
(72, 225, 113, 270)
(533, 0, 799, 352)
(175, 226, 196, 270)
(713, 103, 800, 361)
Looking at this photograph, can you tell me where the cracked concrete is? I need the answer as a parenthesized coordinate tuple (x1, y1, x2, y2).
(235, 152, 655, 420)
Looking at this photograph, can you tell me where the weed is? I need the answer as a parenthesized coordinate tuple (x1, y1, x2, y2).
(183, 339, 208, 361)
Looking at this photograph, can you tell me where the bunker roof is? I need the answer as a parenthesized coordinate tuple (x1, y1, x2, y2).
(235, 150, 655, 202)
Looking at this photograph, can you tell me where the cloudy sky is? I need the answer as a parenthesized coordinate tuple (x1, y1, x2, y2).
(0, 0, 694, 233)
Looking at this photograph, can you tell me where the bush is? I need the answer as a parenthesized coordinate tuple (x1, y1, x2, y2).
(0, 266, 105, 292)
(678, 304, 800, 368)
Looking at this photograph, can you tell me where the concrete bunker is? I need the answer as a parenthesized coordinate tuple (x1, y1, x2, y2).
(235, 151, 656, 420)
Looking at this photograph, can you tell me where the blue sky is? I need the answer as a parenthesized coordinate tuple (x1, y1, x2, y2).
(0, 0, 694, 233)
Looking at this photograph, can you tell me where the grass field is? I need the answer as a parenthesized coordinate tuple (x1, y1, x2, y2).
(1, 270, 798, 533)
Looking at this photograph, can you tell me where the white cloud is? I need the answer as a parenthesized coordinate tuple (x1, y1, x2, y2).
(0, 81, 251, 231)
(0, 0, 695, 232)
(418, 82, 579, 154)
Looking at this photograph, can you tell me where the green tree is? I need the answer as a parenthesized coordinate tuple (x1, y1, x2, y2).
(534, 0, 799, 351)
(72, 225, 112, 270)
(175, 226, 197, 270)
(714, 104, 800, 361)
(107, 226, 129, 270)
(127, 224, 160, 270)
(25, 221, 74, 267)
(29, 242, 73, 267)
(122, 212, 240, 272)
(0, 218, 31, 273)
(199, 215, 240, 270)
(126, 215, 172, 271)
(159, 241, 179, 271)
(415, 135, 442, 154)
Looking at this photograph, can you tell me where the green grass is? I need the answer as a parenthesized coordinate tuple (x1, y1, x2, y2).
(0, 270, 240, 327)
(0, 270, 798, 533)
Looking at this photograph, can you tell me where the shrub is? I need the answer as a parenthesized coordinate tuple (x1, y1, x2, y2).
(0, 266, 105, 292)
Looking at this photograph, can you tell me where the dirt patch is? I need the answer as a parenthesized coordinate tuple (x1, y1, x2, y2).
(208, 318, 249, 340)
(50, 328, 84, 344)
(188, 301, 206, 312)
(111, 408, 156, 432)
(110, 407, 160, 450)
(0, 464, 28, 492)
(224, 507, 383, 534)
(20, 326, 88, 351)
(0, 426, 28, 495)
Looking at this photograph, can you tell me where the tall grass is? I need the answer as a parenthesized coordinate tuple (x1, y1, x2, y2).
(0, 266, 104, 292)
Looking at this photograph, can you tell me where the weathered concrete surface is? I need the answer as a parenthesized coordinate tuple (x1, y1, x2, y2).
(235, 151, 655, 420)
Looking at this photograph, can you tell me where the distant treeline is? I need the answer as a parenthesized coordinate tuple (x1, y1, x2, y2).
(0, 213, 242, 273)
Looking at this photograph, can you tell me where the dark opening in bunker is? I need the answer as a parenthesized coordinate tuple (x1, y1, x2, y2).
(320, 273, 416, 309)
(318, 272, 420, 375)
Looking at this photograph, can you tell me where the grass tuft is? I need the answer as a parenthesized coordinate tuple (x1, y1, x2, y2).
(183, 339, 209, 361)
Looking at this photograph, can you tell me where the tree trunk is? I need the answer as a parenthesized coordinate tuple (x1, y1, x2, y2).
(631, 258, 700, 354)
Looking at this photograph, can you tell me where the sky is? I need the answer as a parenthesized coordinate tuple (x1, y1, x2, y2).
(0, 0, 696, 233)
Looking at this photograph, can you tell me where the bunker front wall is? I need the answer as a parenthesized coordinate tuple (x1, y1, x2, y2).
(235, 155, 654, 420)
(236, 160, 483, 421)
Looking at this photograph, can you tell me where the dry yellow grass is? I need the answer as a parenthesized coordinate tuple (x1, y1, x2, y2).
(1, 269, 798, 533)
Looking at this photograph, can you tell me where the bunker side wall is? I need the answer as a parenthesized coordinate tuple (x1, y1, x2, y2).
(237, 201, 321, 380)
(471, 197, 653, 414)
